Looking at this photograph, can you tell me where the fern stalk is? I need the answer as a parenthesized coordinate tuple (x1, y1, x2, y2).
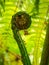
(11, 26, 31, 65)
(40, 22, 49, 65)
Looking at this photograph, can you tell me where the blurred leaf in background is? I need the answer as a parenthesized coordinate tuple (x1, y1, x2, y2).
(0, 0, 49, 65)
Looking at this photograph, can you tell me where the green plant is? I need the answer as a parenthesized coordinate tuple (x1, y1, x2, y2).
(11, 12, 31, 65)
(0, 0, 49, 65)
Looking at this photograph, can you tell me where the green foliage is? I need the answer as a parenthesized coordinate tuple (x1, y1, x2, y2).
(0, 0, 49, 65)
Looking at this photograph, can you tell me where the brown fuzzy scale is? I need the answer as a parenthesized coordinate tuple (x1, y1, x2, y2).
(12, 12, 31, 30)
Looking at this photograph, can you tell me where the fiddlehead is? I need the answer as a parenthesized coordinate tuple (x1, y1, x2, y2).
(11, 11, 31, 65)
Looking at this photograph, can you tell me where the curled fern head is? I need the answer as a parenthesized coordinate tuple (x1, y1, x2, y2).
(11, 11, 31, 30)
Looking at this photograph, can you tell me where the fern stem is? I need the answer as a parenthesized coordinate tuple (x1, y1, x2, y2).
(12, 28, 31, 65)
(40, 22, 49, 65)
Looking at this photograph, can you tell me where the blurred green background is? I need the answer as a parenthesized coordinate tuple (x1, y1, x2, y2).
(0, 0, 49, 65)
